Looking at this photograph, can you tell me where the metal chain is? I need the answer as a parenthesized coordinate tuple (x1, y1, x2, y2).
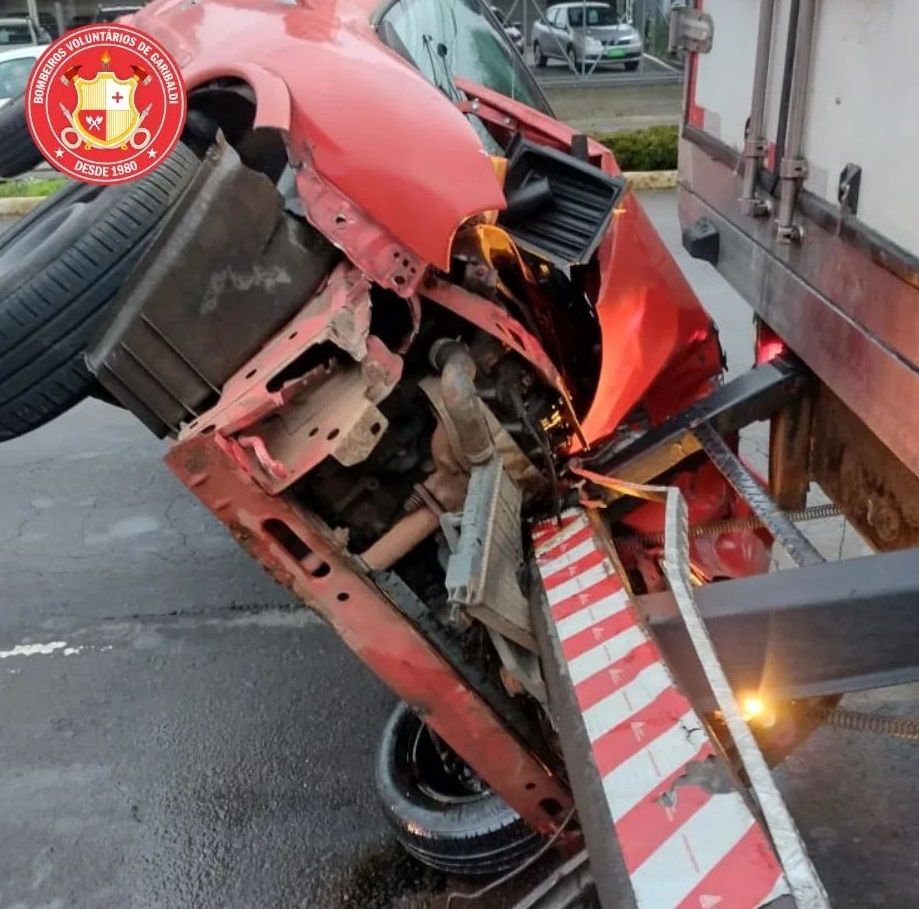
(694, 423, 826, 567)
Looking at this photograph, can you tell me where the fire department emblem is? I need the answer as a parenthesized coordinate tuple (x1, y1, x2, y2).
(64, 53, 151, 151)
(26, 24, 186, 186)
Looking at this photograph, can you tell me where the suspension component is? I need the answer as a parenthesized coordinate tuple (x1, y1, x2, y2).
(613, 502, 841, 551)
(807, 704, 919, 742)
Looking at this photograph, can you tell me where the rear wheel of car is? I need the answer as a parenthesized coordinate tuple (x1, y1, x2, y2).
(0, 95, 43, 178)
(624, 60, 640, 71)
(0, 141, 201, 441)
(533, 40, 547, 67)
(374, 702, 541, 876)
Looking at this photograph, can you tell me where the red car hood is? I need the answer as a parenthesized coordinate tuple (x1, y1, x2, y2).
(134, 0, 719, 447)
(134, 0, 505, 271)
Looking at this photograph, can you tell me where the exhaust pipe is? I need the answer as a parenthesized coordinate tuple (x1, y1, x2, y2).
(430, 340, 495, 466)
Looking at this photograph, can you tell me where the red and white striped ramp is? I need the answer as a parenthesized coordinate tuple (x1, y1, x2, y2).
(532, 509, 793, 909)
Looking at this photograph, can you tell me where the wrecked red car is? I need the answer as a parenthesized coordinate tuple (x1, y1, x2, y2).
(0, 0, 770, 875)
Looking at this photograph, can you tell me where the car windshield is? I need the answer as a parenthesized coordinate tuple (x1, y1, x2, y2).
(0, 55, 33, 97)
(567, 6, 619, 28)
(0, 23, 34, 46)
(378, 0, 549, 114)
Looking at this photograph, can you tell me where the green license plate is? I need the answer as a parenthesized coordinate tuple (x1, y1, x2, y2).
(605, 47, 626, 57)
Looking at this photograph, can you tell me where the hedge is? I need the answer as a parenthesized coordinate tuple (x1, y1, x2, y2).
(0, 126, 680, 202)
(0, 177, 68, 198)
(595, 124, 678, 172)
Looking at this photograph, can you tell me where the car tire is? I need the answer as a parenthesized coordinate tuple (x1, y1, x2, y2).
(0, 141, 201, 441)
(533, 41, 547, 67)
(374, 702, 541, 876)
(0, 95, 43, 178)
(624, 60, 640, 71)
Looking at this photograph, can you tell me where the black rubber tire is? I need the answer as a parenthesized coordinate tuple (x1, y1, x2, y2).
(374, 702, 541, 876)
(0, 96, 42, 178)
(624, 60, 640, 72)
(533, 41, 547, 67)
(0, 141, 202, 441)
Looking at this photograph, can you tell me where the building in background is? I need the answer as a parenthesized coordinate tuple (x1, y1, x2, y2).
(0, 0, 145, 38)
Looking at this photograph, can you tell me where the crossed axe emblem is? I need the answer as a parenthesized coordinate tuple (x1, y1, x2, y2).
(57, 55, 154, 152)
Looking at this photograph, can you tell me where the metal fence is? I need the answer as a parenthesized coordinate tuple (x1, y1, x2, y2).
(497, 0, 684, 82)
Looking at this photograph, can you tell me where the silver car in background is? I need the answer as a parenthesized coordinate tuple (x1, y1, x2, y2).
(531, 2, 642, 70)
(0, 44, 44, 108)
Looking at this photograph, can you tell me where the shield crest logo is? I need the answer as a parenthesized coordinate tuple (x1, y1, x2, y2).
(72, 72, 139, 149)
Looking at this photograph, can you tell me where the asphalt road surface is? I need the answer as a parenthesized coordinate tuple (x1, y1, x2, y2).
(527, 52, 683, 86)
(2, 193, 918, 909)
(531, 51, 683, 87)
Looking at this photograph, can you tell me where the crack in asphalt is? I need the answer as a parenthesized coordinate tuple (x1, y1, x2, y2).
(6, 600, 302, 628)
(98, 601, 302, 624)
(0, 441, 151, 475)
(2, 483, 238, 570)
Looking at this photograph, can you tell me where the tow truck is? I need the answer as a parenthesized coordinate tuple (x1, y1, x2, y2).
(2, 0, 917, 905)
(515, 1, 919, 903)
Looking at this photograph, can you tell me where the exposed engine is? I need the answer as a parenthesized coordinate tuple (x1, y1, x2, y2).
(86, 110, 636, 705)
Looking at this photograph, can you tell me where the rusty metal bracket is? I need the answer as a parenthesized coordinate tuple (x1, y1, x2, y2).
(166, 430, 572, 834)
(422, 275, 566, 396)
(176, 265, 403, 495)
(581, 356, 807, 484)
(769, 393, 814, 511)
(293, 157, 426, 297)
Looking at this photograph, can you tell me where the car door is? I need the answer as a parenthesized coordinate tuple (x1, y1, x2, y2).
(545, 7, 568, 59)
(0, 53, 38, 105)
(533, 7, 551, 51)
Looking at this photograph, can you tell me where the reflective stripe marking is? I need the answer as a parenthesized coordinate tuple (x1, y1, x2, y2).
(574, 639, 660, 712)
(538, 525, 596, 571)
(549, 575, 624, 623)
(545, 561, 612, 606)
(567, 625, 646, 686)
(601, 710, 708, 822)
(592, 686, 696, 777)
(616, 742, 715, 873)
(674, 824, 789, 909)
(582, 661, 673, 744)
(630, 792, 757, 908)
(531, 512, 587, 548)
(555, 588, 629, 641)
(533, 510, 787, 909)
(678, 825, 789, 909)
(542, 547, 605, 590)
(561, 608, 638, 662)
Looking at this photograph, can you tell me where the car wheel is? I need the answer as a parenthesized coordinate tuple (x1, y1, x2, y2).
(0, 96, 43, 178)
(0, 141, 201, 441)
(566, 44, 581, 70)
(374, 702, 541, 876)
(624, 60, 640, 71)
(533, 41, 547, 67)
